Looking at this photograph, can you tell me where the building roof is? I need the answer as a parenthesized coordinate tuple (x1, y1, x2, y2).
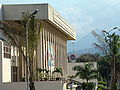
(0, 4, 76, 40)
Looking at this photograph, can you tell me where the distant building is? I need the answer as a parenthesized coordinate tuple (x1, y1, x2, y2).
(0, 3, 76, 86)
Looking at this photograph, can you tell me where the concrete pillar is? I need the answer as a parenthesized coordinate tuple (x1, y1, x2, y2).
(0, 4, 3, 20)
(40, 25, 43, 69)
(0, 40, 3, 83)
(0, 4, 3, 84)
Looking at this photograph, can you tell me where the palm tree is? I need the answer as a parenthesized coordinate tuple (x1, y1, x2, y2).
(92, 30, 120, 90)
(72, 63, 98, 83)
(52, 67, 63, 80)
(72, 63, 97, 89)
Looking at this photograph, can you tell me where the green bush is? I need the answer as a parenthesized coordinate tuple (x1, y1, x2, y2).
(98, 81, 109, 90)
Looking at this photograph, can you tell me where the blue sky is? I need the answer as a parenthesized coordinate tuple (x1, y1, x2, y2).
(1, 0, 120, 52)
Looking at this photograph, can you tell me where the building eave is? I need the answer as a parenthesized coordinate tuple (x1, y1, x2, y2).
(1, 4, 76, 40)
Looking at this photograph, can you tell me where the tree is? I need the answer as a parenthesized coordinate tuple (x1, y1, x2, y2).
(37, 68, 50, 81)
(92, 30, 120, 90)
(76, 53, 99, 62)
(52, 67, 63, 80)
(72, 63, 98, 89)
(0, 10, 41, 90)
(97, 56, 111, 87)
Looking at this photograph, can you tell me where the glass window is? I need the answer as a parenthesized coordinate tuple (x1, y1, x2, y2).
(4, 45, 11, 59)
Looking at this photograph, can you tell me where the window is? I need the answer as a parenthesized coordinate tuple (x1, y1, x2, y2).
(4, 45, 11, 59)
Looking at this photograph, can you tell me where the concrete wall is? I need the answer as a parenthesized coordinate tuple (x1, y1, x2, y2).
(2, 58, 11, 82)
(0, 40, 11, 82)
(3, 4, 48, 20)
(0, 4, 3, 20)
(0, 81, 63, 90)
(43, 21, 68, 77)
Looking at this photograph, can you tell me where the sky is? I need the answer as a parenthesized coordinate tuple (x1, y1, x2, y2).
(1, 0, 120, 52)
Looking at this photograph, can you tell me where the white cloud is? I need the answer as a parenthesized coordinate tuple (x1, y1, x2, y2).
(63, 7, 95, 40)
(103, 0, 120, 5)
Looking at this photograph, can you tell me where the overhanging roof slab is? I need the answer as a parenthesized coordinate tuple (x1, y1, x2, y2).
(1, 4, 76, 40)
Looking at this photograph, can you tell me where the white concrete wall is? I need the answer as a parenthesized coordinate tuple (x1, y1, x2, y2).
(0, 40, 3, 83)
(0, 40, 11, 82)
(0, 4, 3, 20)
(2, 58, 11, 82)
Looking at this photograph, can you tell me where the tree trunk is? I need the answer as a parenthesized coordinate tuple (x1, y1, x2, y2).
(86, 79, 89, 90)
(110, 57, 117, 90)
(29, 81, 35, 90)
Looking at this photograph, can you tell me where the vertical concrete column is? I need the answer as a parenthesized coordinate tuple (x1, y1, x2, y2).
(0, 40, 3, 83)
(0, 4, 3, 21)
(59, 39, 62, 68)
(49, 31, 51, 72)
(46, 30, 49, 70)
(45, 30, 47, 70)
(56, 37, 58, 68)
(57, 37, 59, 68)
(42, 27, 44, 69)
(47, 31, 50, 71)
(61, 40, 64, 74)
(51, 33, 54, 70)
(54, 35, 57, 68)
(0, 4, 3, 83)
(44, 30, 46, 69)
(65, 43, 67, 75)
(40, 24, 43, 69)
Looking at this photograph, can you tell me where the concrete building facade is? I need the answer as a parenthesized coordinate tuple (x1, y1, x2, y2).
(0, 3, 76, 87)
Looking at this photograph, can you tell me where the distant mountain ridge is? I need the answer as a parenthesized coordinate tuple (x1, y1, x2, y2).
(67, 31, 97, 53)
(68, 47, 103, 56)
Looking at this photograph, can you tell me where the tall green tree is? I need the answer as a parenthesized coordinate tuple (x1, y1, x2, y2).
(22, 11, 40, 90)
(92, 30, 120, 90)
(0, 11, 41, 90)
(97, 56, 111, 87)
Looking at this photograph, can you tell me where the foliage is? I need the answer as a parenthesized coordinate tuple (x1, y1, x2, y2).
(67, 75, 75, 80)
(20, 77, 26, 82)
(0, 21, 27, 60)
(72, 63, 98, 83)
(92, 30, 120, 61)
(98, 81, 109, 90)
(97, 56, 111, 84)
(0, 11, 42, 90)
(92, 30, 120, 90)
(76, 53, 99, 62)
(37, 68, 53, 81)
(37, 68, 49, 73)
(81, 82, 95, 90)
(52, 67, 63, 76)
(98, 81, 107, 85)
